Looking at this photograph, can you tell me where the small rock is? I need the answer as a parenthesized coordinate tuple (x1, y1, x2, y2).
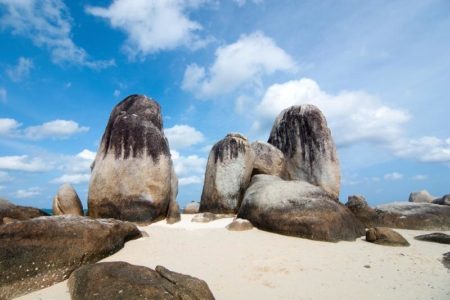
(442, 252, 450, 270)
(183, 202, 200, 214)
(366, 227, 410, 247)
(226, 218, 253, 231)
(414, 232, 450, 244)
(192, 212, 216, 223)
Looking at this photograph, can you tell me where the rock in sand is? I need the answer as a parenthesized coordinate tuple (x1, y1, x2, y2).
(414, 232, 450, 244)
(52, 183, 83, 216)
(365, 227, 410, 246)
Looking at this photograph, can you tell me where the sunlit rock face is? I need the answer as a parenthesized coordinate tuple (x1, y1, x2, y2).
(52, 183, 83, 216)
(88, 94, 177, 223)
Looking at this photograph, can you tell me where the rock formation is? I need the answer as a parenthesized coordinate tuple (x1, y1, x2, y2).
(199, 133, 255, 213)
(268, 105, 340, 200)
(88, 94, 177, 223)
(166, 199, 181, 224)
(0, 198, 48, 224)
(52, 183, 83, 216)
(184, 201, 200, 214)
(237, 175, 365, 242)
(226, 218, 253, 231)
(432, 194, 450, 206)
(408, 190, 436, 203)
(251, 141, 285, 177)
(414, 232, 450, 244)
(365, 227, 410, 246)
(68, 262, 215, 300)
(0, 215, 141, 299)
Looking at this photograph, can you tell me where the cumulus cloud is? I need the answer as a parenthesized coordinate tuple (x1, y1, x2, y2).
(384, 172, 403, 180)
(6, 57, 33, 82)
(0, 87, 6, 103)
(252, 78, 410, 147)
(182, 32, 297, 98)
(171, 150, 206, 185)
(51, 173, 90, 184)
(0, 155, 49, 172)
(14, 186, 42, 199)
(165, 124, 204, 149)
(0, 118, 21, 135)
(179, 175, 202, 186)
(86, 0, 209, 58)
(391, 136, 450, 164)
(0, 0, 114, 68)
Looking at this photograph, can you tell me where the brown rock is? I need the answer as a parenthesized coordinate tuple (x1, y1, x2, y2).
(0, 198, 49, 224)
(251, 141, 286, 177)
(183, 201, 200, 214)
(0, 216, 141, 299)
(226, 218, 253, 231)
(52, 183, 83, 216)
(408, 190, 436, 203)
(166, 200, 181, 224)
(365, 227, 410, 246)
(68, 262, 215, 300)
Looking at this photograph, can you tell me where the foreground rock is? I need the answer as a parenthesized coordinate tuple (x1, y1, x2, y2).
(365, 227, 410, 247)
(191, 212, 233, 223)
(237, 175, 365, 242)
(415, 233, 450, 244)
(166, 200, 181, 224)
(200, 133, 255, 213)
(251, 141, 285, 177)
(408, 190, 436, 203)
(184, 201, 200, 214)
(0, 198, 48, 224)
(346, 196, 450, 230)
(52, 183, 83, 216)
(68, 262, 215, 300)
(226, 218, 253, 231)
(432, 194, 450, 206)
(268, 105, 340, 200)
(88, 95, 177, 223)
(0, 216, 141, 299)
(443, 252, 450, 270)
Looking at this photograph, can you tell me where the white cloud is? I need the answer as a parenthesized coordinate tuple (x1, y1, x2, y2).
(6, 57, 33, 82)
(14, 187, 42, 199)
(0, 118, 21, 135)
(0, 87, 6, 103)
(0, 0, 114, 68)
(410, 174, 427, 181)
(392, 136, 450, 164)
(165, 124, 204, 149)
(86, 0, 208, 58)
(233, 0, 263, 6)
(24, 120, 89, 140)
(384, 172, 403, 180)
(0, 155, 49, 172)
(171, 150, 206, 185)
(179, 175, 202, 185)
(76, 149, 96, 161)
(253, 78, 410, 147)
(182, 32, 297, 98)
(51, 173, 90, 184)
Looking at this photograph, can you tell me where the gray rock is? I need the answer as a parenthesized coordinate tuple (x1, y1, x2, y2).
(432, 194, 450, 206)
(166, 200, 181, 224)
(199, 133, 255, 213)
(414, 232, 450, 244)
(191, 212, 217, 223)
(408, 190, 436, 203)
(237, 175, 365, 242)
(52, 183, 83, 216)
(226, 218, 253, 231)
(88, 95, 177, 224)
(365, 227, 410, 246)
(0, 198, 49, 224)
(183, 202, 200, 214)
(68, 262, 215, 300)
(251, 141, 286, 177)
(442, 252, 450, 270)
(268, 105, 340, 200)
(0, 216, 141, 299)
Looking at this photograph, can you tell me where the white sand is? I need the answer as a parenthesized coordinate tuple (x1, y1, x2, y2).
(18, 214, 450, 300)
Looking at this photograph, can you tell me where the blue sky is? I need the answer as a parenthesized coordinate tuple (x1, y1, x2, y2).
(0, 0, 449, 209)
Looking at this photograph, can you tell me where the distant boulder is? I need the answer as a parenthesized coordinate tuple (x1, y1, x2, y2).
(237, 175, 365, 242)
(366, 227, 410, 246)
(432, 194, 450, 206)
(268, 105, 340, 200)
(52, 183, 83, 216)
(251, 141, 285, 177)
(68, 262, 215, 300)
(0, 198, 48, 224)
(183, 202, 200, 214)
(414, 232, 450, 244)
(408, 190, 436, 203)
(199, 133, 255, 213)
(88, 95, 177, 224)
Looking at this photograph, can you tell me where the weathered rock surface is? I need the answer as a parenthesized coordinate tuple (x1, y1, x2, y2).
(414, 232, 450, 244)
(226, 218, 253, 231)
(251, 141, 285, 177)
(200, 133, 255, 213)
(408, 190, 436, 203)
(237, 175, 365, 242)
(166, 200, 181, 224)
(0, 198, 48, 224)
(68, 262, 215, 300)
(0, 215, 141, 299)
(365, 227, 410, 246)
(346, 197, 450, 230)
(52, 183, 83, 216)
(88, 95, 177, 224)
(184, 202, 200, 214)
(432, 194, 450, 206)
(442, 252, 450, 270)
(268, 105, 340, 200)
(191, 212, 233, 223)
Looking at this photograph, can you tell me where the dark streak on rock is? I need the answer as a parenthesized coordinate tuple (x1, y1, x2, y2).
(213, 135, 247, 164)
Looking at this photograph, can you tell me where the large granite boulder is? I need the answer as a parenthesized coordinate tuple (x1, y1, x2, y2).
(183, 201, 200, 214)
(0, 198, 48, 224)
(52, 183, 83, 216)
(415, 233, 450, 244)
(237, 175, 365, 242)
(199, 133, 255, 213)
(408, 190, 436, 203)
(268, 105, 340, 200)
(68, 262, 215, 300)
(346, 196, 450, 230)
(365, 227, 410, 246)
(88, 95, 177, 224)
(251, 141, 285, 177)
(432, 194, 450, 206)
(0, 215, 141, 299)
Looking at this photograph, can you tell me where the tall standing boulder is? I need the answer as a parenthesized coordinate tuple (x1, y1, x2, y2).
(199, 133, 255, 213)
(88, 95, 177, 224)
(268, 105, 340, 200)
(251, 141, 286, 177)
(52, 183, 83, 216)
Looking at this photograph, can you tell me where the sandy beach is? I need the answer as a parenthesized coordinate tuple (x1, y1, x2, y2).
(17, 214, 450, 300)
